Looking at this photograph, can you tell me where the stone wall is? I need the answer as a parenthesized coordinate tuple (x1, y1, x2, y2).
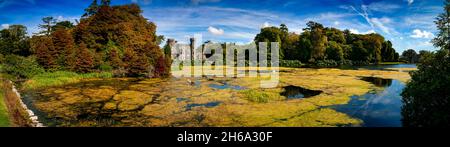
(2, 80, 44, 127)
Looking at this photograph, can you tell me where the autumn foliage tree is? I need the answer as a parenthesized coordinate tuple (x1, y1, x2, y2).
(72, 3, 170, 77)
(31, 36, 57, 69)
(51, 28, 76, 69)
(74, 43, 94, 73)
(26, 1, 170, 77)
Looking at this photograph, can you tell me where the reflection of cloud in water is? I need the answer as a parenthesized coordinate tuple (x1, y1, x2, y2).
(332, 80, 405, 127)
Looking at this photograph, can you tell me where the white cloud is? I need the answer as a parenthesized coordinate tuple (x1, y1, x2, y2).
(1, 24, 9, 29)
(410, 29, 434, 38)
(207, 26, 224, 35)
(226, 32, 254, 39)
(349, 29, 376, 34)
(262, 22, 271, 28)
(334, 21, 340, 26)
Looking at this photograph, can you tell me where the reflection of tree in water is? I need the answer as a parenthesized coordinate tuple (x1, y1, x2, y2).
(360, 77, 392, 87)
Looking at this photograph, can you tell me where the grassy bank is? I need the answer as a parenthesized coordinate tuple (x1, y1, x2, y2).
(23, 71, 113, 90)
(0, 89, 10, 127)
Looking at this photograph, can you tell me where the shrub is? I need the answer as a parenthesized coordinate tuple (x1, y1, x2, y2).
(280, 60, 303, 68)
(401, 50, 450, 127)
(2, 55, 45, 78)
(99, 63, 113, 71)
(314, 60, 339, 68)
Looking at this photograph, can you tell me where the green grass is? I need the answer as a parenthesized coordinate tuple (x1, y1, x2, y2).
(0, 90, 10, 127)
(23, 71, 113, 90)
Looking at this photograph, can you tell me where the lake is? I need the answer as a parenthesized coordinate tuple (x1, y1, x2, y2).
(20, 65, 414, 127)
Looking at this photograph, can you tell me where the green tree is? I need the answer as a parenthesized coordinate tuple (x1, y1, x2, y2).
(38, 16, 56, 36)
(0, 25, 31, 56)
(350, 40, 369, 62)
(297, 31, 312, 62)
(84, 0, 99, 17)
(284, 33, 300, 60)
(326, 41, 344, 61)
(307, 21, 327, 61)
(110, 47, 123, 69)
(325, 27, 346, 44)
(418, 50, 433, 63)
(402, 0, 450, 127)
(401, 49, 419, 63)
(432, 0, 450, 50)
(156, 35, 165, 46)
(52, 21, 75, 30)
(2, 55, 44, 78)
(101, 0, 111, 6)
(362, 34, 383, 63)
(254, 26, 284, 60)
(382, 41, 396, 62)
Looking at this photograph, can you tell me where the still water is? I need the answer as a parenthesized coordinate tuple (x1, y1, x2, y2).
(332, 77, 405, 127)
(340, 64, 417, 70)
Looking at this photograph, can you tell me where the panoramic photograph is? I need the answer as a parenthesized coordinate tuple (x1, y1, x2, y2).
(0, 0, 449, 129)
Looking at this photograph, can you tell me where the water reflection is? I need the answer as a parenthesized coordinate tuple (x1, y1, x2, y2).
(281, 85, 322, 99)
(186, 101, 221, 110)
(208, 83, 246, 90)
(331, 79, 405, 127)
(360, 77, 393, 87)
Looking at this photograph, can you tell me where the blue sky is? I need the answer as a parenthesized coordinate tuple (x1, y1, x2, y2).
(0, 0, 445, 52)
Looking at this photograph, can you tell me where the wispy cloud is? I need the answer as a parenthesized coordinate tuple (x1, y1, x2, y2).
(0, 0, 34, 8)
(207, 26, 224, 35)
(190, 0, 221, 5)
(131, 0, 152, 5)
(366, 1, 401, 13)
(410, 29, 434, 38)
(406, 0, 414, 5)
(370, 17, 393, 34)
(347, 5, 374, 28)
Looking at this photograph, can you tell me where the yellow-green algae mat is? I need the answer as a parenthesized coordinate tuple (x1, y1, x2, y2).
(27, 67, 411, 127)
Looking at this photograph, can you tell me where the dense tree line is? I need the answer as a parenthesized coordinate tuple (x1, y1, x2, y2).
(254, 21, 399, 66)
(399, 49, 434, 63)
(401, 0, 450, 127)
(0, 0, 170, 78)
